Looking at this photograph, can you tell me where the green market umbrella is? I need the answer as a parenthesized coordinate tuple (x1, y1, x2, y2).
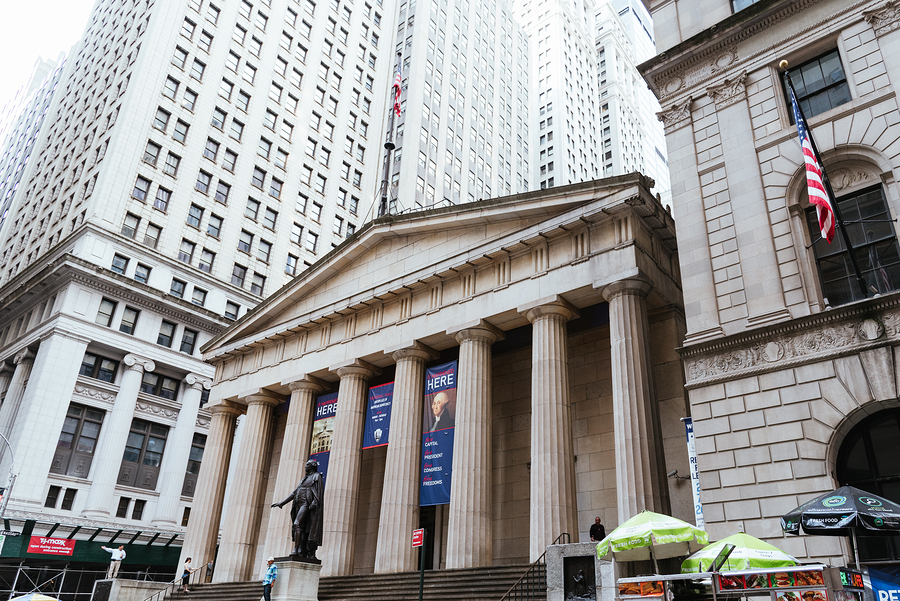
(596, 510, 709, 573)
(681, 533, 798, 573)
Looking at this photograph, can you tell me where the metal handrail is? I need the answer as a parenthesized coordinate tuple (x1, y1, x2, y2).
(142, 565, 207, 601)
(499, 532, 571, 601)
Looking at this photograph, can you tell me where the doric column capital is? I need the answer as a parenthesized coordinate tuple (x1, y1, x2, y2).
(389, 341, 439, 364)
(448, 320, 505, 345)
(13, 348, 35, 365)
(123, 353, 155, 374)
(238, 388, 283, 407)
(185, 373, 213, 391)
(284, 374, 328, 393)
(520, 296, 580, 324)
(208, 402, 245, 418)
(333, 359, 380, 380)
(601, 278, 653, 302)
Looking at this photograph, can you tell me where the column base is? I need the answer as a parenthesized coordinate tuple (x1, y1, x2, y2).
(273, 561, 322, 601)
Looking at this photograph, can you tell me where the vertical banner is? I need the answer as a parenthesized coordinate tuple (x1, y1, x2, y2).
(420, 361, 457, 506)
(682, 417, 705, 530)
(309, 392, 338, 481)
(363, 382, 395, 448)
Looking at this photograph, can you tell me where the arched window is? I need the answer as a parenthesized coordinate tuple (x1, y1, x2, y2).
(835, 408, 900, 564)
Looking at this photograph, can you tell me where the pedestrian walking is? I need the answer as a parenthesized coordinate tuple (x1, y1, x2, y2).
(262, 557, 277, 601)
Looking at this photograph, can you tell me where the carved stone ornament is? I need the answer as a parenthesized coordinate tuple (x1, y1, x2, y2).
(683, 303, 900, 386)
(656, 45, 738, 101)
(656, 97, 693, 134)
(185, 373, 213, 391)
(707, 71, 748, 110)
(136, 401, 178, 420)
(123, 354, 155, 374)
(196, 416, 211, 429)
(830, 169, 870, 192)
(864, 1, 900, 36)
(13, 348, 35, 365)
(74, 384, 116, 402)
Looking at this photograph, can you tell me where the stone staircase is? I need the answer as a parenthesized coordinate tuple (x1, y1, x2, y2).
(162, 564, 544, 601)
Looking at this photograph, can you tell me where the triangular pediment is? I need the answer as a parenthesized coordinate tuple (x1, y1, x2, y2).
(203, 174, 664, 358)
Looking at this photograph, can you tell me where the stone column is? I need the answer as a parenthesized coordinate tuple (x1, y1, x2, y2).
(82, 354, 155, 518)
(180, 402, 242, 570)
(602, 279, 666, 522)
(523, 299, 579, 562)
(320, 360, 379, 577)
(215, 389, 282, 583)
(152, 373, 212, 527)
(264, 375, 326, 559)
(0, 348, 35, 440)
(375, 343, 438, 573)
(0, 362, 15, 402)
(446, 322, 502, 569)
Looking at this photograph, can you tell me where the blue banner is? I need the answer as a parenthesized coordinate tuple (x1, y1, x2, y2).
(420, 361, 457, 506)
(309, 392, 338, 481)
(870, 568, 900, 601)
(363, 382, 394, 448)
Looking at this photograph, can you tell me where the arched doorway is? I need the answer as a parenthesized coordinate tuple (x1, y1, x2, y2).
(835, 408, 900, 566)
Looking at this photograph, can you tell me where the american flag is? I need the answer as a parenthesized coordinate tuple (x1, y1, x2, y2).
(790, 86, 835, 243)
(392, 65, 402, 117)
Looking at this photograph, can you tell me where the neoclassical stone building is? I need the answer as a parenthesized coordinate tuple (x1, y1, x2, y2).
(641, 0, 900, 569)
(185, 175, 694, 579)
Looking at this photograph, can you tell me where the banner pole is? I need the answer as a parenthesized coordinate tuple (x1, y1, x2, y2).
(418, 529, 426, 601)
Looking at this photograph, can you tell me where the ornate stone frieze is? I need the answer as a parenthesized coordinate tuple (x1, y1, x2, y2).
(657, 47, 738, 101)
(74, 384, 116, 402)
(830, 169, 870, 192)
(656, 97, 693, 134)
(136, 401, 179, 420)
(196, 415, 211, 429)
(864, 1, 900, 35)
(707, 71, 748, 110)
(682, 297, 900, 387)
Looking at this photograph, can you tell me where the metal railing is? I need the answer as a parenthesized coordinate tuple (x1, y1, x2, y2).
(141, 564, 209, 601)
(0, 566, 175, 601)
(499, 532, 571, 601)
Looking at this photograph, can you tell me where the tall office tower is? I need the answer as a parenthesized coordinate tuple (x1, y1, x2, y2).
(0, 56, 66, 236)
(595, 0, 671, 205)
(389, 0, 531, 210)
(0, 0, 396, 577)
(512, 0, 601, 190)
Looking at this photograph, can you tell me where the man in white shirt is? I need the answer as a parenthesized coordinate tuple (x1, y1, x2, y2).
(101, 545, 126, 579)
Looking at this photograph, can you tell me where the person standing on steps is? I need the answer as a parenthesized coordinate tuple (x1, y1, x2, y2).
(590, 517, 606, 542)
(182, 557, 199, 593)
(262, 557, 278, 601)
(100, 544, 126, 579)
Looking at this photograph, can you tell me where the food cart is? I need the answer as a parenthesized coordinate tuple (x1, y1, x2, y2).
(617, 565, 866, 601)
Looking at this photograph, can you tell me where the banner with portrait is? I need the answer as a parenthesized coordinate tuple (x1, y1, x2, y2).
(309, 392, 338, 481)
(420, 361, 457, 506)
(363, 382, 394, 448)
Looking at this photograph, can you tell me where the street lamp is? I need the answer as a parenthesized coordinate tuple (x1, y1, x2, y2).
(0, 432, 16, 519)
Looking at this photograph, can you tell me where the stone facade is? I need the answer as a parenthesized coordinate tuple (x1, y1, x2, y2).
(641, 0, 900, 567)
(186, 175, 695, 580)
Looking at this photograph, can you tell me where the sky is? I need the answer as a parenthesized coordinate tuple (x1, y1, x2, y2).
(0, 0, 96, 110)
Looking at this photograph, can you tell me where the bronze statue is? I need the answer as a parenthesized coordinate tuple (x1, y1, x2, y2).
(272, 459, 325, 560)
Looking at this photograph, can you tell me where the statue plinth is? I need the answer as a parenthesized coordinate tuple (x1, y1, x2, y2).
(272, 561, 322, 601)
(275, 554, 322, 565)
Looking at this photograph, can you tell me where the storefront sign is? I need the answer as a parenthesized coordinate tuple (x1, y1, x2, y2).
(363, 382, 394, 449)
(420, 361, 457, 506)
(28, 536, 76, 556)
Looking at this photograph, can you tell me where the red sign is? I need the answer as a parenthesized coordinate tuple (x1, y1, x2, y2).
(412, 528, 425, 547)
(28, 536, 76, 556)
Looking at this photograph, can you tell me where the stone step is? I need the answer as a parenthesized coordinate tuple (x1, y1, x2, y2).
(163, 564, 545, 601)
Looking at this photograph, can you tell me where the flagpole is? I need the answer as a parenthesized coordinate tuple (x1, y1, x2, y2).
(379, 52, 403, 218)
(781, 61, 868, 300)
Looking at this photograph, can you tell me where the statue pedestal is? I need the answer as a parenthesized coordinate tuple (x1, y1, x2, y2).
(272, 561, 322, 601)
(545, 542, 615, 601)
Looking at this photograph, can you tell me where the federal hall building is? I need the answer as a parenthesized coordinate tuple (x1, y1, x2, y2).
(181, 174, 696, 579)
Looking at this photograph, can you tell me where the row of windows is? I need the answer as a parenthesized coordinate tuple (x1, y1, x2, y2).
(93, 296, 200, 355)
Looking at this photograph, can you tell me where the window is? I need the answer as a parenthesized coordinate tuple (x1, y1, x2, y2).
(120, 418, 169, 490)
(170, 278, 187, 298)
(50, 403, 105, 478)
(111, 254, 129, 274)
(145, 223, 162, 248)
(207, 3, 220, 23)
(237, 90, 251, 112)
(258, 239, 272, 262)
(783, 49, 851, 121)
(204, 138, 219, 161)
(120, 307, 140, 335)
(143, 141, 161, 165)
(132, 499, 146, 520)
(275, 148, 288, 170)
(181, 328, 199, 353)
(245, 197, 260, 219)
(270, 178, 283, 199)
(233, 24, 247, 45)
(182, 18, 196, 39)
(199, 249, 215, 272)
(132, 176, 151, 201)
(251, 272, 266, 295)
(732, 0, 763, 10)
(154, 187, 171, 212)
(163, 76, 180, 99)
(116, 498, 131, 518)
(164, 152, 181, 176)
(231, 119, 244, 141)
(173, 120, 190, 143)
(263, 207, 278, 230)
(269, 83, 282, 102)
(311, 202, 323, 222)
(305, 231, 318, 253)
(158, 320, 176, 346)
(135, 263, 151, 284)
(252, 167, 266, 189)
(172, 46, 188, 69)
(212, 108, 226, 129)
(190, 59, 206, 81)
(187, 204, 204, 227)
(178, 239, 195, 263)
(259, 137, 272, 158)
(153, 108, 171, 131)
(223, 149, 238, 171)
(96, 298, 117, 327)
(122, 213, 140, 238)
(207, 214, 223, 237)
(806, 185, 900, 306)
(291, 222, 303, 245)
(182, 433, 207, 497)
(232, 263, 248, 287)
(286, 254, 299, 275)
(238, 230, 253, 252)
(79, 352, 118, 382)
(243, 63, 257, 84)
(199, 30, 213, 52)
(225, 301, 240, 320)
